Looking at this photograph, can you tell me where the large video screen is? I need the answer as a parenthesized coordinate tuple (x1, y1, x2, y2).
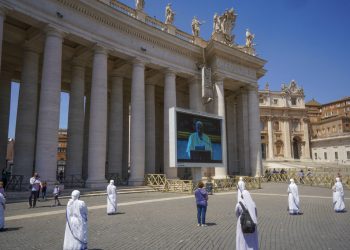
(169, 108, 223, 167)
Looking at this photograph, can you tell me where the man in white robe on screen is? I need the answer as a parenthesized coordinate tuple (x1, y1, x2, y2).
(0, 192, 5, 231)
(332, 177, 346, 212)
(287, 179, 300, 215)
(235, 189, 259, 250)
(237, 177, 246, 200)
(107, 180, 117, 215)
(63, 190, 88, 250)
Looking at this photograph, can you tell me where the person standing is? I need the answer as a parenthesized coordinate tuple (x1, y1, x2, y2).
(63, 190, 88, 250)
(0, 192, 5, 231)
(0, 181, 5, 198)
(235, 189, 259, 250)
(29, 173, 41, 208)
(237, 177, 246, 200)
(53, 185, 61, 206)
(41, 182, 47, 201)
(288, 179, 301, 215)
(332, 177, 346, 213)
(107, 180, 117, 215)
(194, 181, 208, 227)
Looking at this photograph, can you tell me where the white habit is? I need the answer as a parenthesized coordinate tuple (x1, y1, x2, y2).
(332, 178, 345, 212)
(107, 180, 117, 214)
(0, 193, 5, 230)
(237, 177, 246, 200)
(63, 190, 88, 250)
(235, 190, 259, 250)
(287, 179, 300, 214)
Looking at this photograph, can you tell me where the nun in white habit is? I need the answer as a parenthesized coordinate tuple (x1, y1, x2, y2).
(0, 193, 5, 231)
(237, 177, 246, 200)
(63, 190, 88, 250)
(107, 180, 117, 215)
(235, 189, 259, 250)
(332, 177, 345, 212)
(287, 179, 300, 215)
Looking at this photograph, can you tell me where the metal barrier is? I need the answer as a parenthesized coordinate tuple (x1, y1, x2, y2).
(265, 173, 350, 189)
(145, 174, 261, 193)
(105, 173, 124, 185)
(5, 175, 24, 191)
(63, 175, 86, 188)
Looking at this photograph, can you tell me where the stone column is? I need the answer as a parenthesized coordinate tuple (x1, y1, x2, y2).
(0, 9, 5, 70)
(35, 27, 63, 184)
(107, 73, 123, 177)
(214, 78, 227, 178)
(283, 119, 291, 159)
(0, 71, 11, 171)
(248, 87, 263, 177)
(237, 88, 250, 175)
(145, 82, 156, 174)
(129, 59, 145, 185)
(86, 46, 108, 187)
(226, 95, 238, 175)
(267, 118, 274, 159)
(82, 87, 91, 181)
(302, 118, 311, 159)
(164, 69, 177, 178)
(65, 62, 85, 178)
(13, 48, 39, 179)
(189, 76, 204, 181)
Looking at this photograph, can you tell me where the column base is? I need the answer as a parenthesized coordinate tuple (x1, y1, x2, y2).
(128, 177, 145, 186)
(85, 179, 107, 189)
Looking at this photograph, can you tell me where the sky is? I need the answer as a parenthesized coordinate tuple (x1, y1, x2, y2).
(8, 0, 350, 138)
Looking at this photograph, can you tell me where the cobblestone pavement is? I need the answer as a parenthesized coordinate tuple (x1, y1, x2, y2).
(1, 183, 349, 250)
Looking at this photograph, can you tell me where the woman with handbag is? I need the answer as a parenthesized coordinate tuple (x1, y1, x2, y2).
(194, 181, 208, 227)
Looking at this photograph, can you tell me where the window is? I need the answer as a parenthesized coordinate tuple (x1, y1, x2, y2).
(259, 98, 264, 104)
(314, 153, 317, 160)
(291, 97, 297, 105)
(273, 121, 280, 131)
(335, 152, 338, 160)
(324, 152, 327, 160)
(347, 151, 350, 160)
(273, 99, 278, 105)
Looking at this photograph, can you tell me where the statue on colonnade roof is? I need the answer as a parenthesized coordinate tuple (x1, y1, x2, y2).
(191, 16, 203, 37)
(212, 8, 237, 45)
(165, 3, 175, 25)
(135, 0, 145, 11)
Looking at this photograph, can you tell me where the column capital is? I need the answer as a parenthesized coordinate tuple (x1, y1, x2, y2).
(247, 84, 259, 92)
(188, 74, 201, 82)
(164, 68, 176, 76)
(44, 25, 65, 39)
(72, 57, 86, 68)
(93, 44, 108, 55)
(132, 58, 146, 68)
(212, 72, 225, 82)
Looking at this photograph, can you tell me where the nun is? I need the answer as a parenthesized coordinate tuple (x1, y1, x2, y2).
(0, 192, 5, 231)
(287, 179, 300, 215)
(107, 180, 117, 215)
(332, 177, 346, 212)
(63, 190, 88, 250)
(235, 189, 259, 250)
(237, 177, 246, 200)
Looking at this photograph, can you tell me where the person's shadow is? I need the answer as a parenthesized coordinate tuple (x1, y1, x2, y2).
(205, 222, 217, 226)
(107, 212, 125, 216)
(0, 227, 22, 232)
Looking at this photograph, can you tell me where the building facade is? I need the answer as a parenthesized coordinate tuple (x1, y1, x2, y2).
(0, 0, 266, 187)
(259, 81, 311, 161)
(307, 97, 350, 164)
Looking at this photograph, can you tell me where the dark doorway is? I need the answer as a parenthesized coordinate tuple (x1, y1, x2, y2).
(293, 137, 301, 159)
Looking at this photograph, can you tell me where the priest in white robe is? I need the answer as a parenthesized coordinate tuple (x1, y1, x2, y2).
(287, 179, 300, 215)
(235, 189, 259, 250)
(332, 177, 346, 212)
(107, 180, 117, 215)
(0, 192, 5, 231)
(237, 177, 246, 200)
(63, 190, 88, 250)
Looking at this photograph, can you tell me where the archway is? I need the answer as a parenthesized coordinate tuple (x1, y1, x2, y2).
(275, 140, 284, 157)
(293, 136, 302, 159)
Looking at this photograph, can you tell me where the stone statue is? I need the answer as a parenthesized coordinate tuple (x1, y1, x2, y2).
(135, 0, 145, 11)
(191, 16, 202, 37)
(165, 3, 175, 25)
(212, 8, 237, 44)
(213, 13, 220, 33)
(245, 28, 255, 48)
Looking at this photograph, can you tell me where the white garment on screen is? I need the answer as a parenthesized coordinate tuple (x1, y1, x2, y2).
(332, 179, 345, 212)
(288, 180, 300, 214)
(0, 193, 5, 229)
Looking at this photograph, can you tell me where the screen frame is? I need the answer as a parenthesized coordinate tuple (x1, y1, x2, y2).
(169, 107, 225, 168)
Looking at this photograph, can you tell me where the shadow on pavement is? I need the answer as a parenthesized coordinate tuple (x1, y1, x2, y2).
(0, 227, 22, 232)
